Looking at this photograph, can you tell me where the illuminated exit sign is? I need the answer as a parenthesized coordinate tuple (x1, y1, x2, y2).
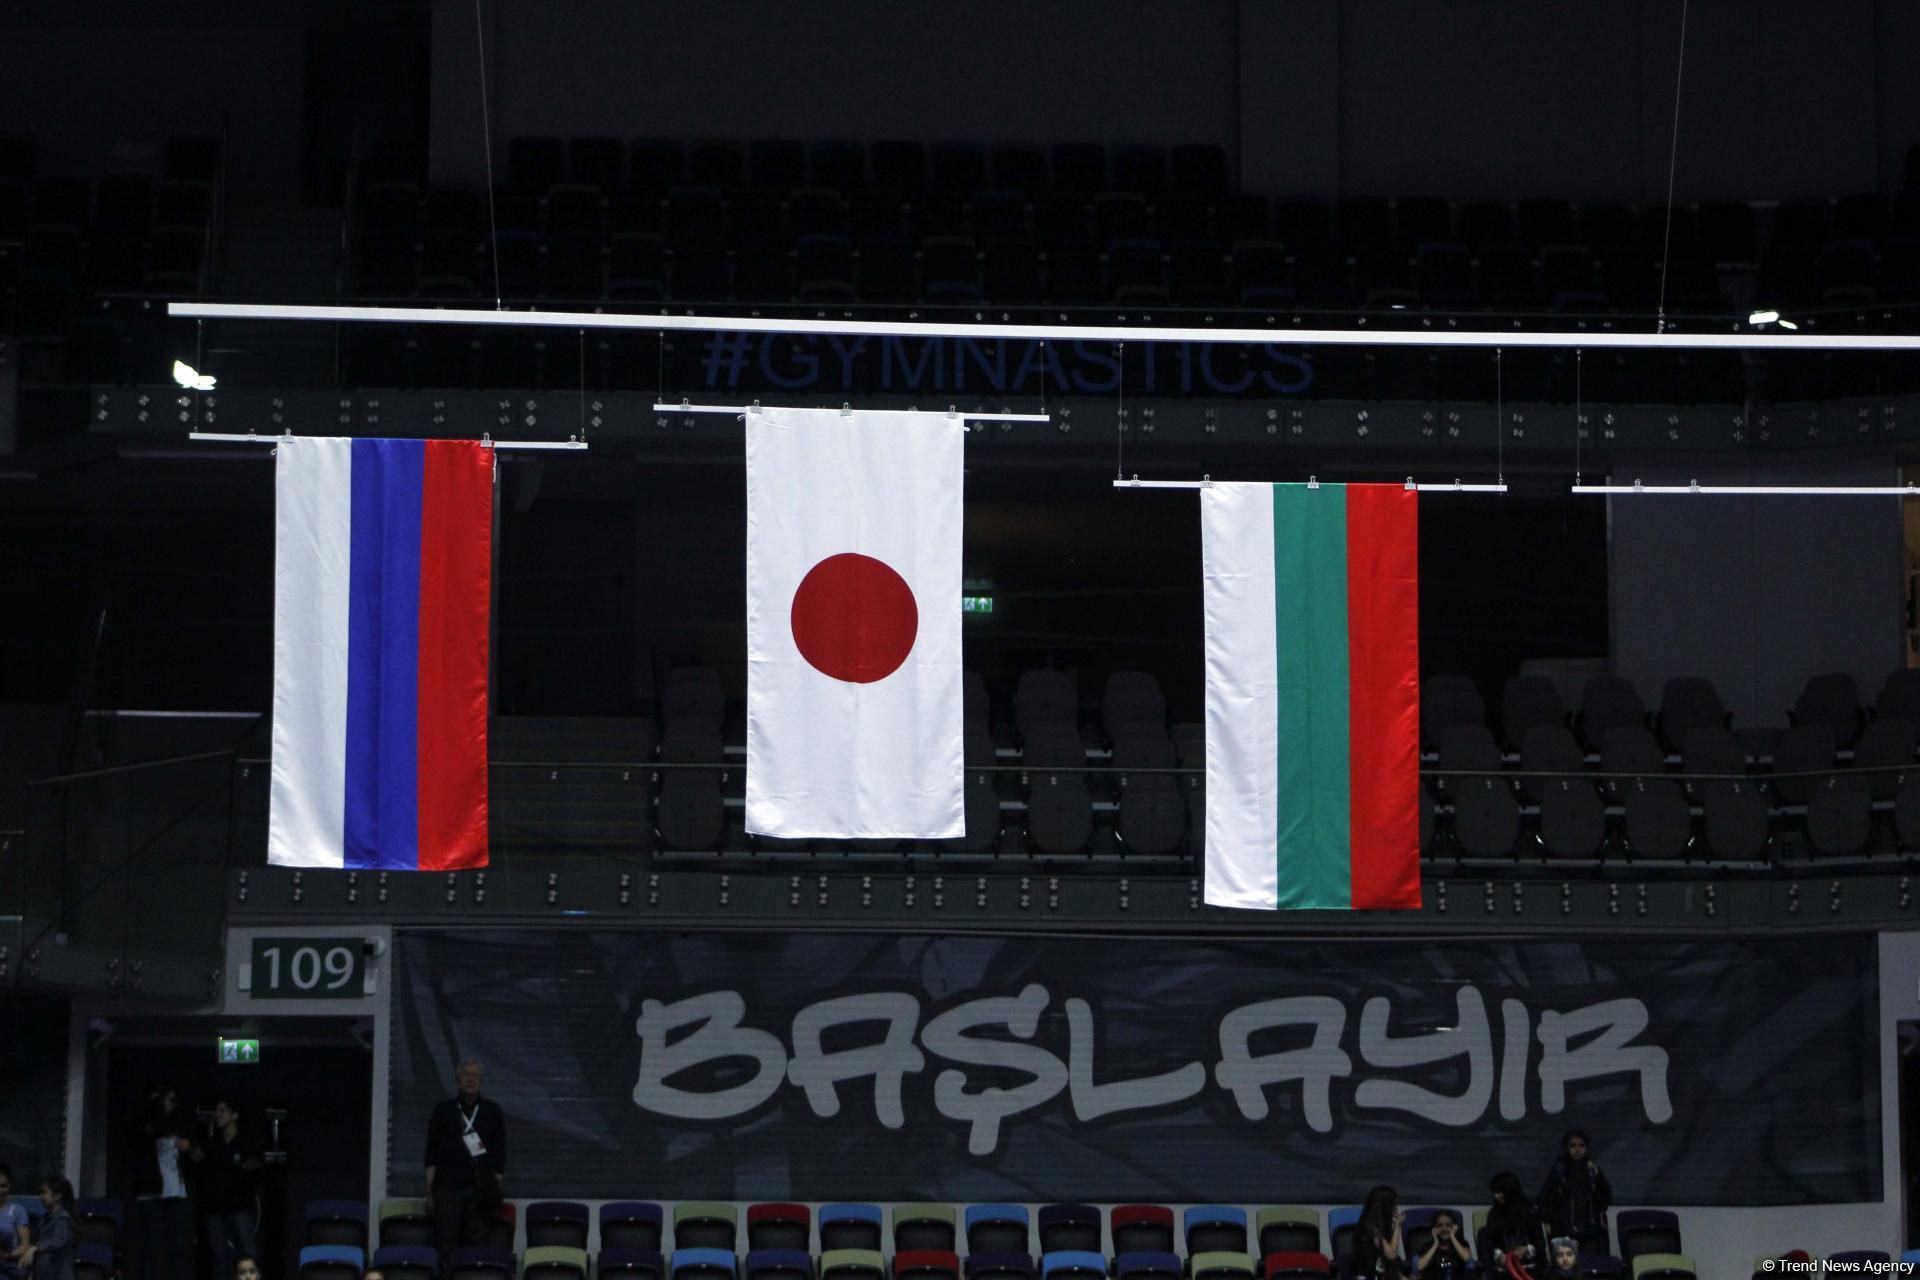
(962, 595, 994, 614)
(217, 1037, 260, 1065)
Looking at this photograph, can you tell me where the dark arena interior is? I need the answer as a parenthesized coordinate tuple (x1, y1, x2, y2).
(5, 2, 1920, 1278)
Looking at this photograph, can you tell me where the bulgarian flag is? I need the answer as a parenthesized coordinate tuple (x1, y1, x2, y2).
(1200, 482, 1421, 910)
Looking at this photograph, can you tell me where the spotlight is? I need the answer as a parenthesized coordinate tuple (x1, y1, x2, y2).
(1747, 310, 1779, 325)
(172, 360, 216, 391)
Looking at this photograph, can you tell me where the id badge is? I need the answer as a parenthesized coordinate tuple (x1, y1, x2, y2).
(462, 1132, 487, 1158)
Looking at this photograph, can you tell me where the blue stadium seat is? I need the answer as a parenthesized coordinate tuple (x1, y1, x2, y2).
(672, 1249, 739, 1280)
(964, 1206, 1030, 1255)
(1185, 1204, 1249, 1255)
(1038, 1254, 1105, 1280)
(74, 1245, 113, 1280)
(601, 1204, 664, 1252)
(1325, 1209, 1361, 1266)
(300, 1245, 365, 1280)
(1113, 1254, 1180, 1280)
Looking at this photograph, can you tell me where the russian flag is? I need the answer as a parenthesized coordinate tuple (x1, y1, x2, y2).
(268, 438, 494, 869)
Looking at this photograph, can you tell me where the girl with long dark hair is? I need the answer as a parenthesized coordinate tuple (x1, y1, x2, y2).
(1350, 1185, 1407, 1278)
(1477, 1172, 1547, 1278)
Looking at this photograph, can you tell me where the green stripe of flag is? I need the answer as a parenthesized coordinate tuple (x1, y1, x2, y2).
(1272, 483, 1352, 909)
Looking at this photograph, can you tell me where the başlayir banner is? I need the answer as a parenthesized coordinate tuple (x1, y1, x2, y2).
(390, 930, 1879, 1205)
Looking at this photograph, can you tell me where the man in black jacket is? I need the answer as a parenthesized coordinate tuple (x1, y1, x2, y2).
(192, 1098, 261, 1280)
(424, 1059, 506, 1269)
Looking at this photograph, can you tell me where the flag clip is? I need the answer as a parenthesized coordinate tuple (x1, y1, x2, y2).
(1405, 476, 1417, 490)
(841, 402, 853, 418)
(1307, 475, 1320, 490)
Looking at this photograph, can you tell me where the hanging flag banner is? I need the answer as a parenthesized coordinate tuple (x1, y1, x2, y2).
(388, 929, 1881, 1205)
(745, 407, 964, 839)
(1203, 482, 1421, 909)
(268, 437, 493, 869)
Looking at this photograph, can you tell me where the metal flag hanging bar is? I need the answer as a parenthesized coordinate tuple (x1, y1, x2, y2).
(1571, 480, 1920, 496)
(168, 301, 1920, 351)
(188, 430, 586, 451)
(1112, 476, 1508, 493)
(649, 400, 1049, 423)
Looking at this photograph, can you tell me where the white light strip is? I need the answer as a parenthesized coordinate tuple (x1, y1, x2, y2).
(1572, 482, 1920, 496)
(188, 431, 587, 451)
(168, 301, 1920, 351)
(649, 402, 1050, 422)
(1112, 479, 1509, 492)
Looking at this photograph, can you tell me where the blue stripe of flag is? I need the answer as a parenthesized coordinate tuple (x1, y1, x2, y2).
(343, 438, 424, 870)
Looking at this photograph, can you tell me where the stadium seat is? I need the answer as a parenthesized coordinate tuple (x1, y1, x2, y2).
(1109, 1207, 1173, 1257)
(1502, 674, 1569, 748)
(894, 1252, 960, 1280)
(745, 1205, 810, 1253)
(1112, 1255, 1178, 1280)
(965, 1205, 1030, 1255)
(1114, 731, 1188, 857)
(485, 1206, 517, 1255)
(525, 1248, 591, 1280)
(1325, 1208, 1361, 1265)
(1876, 669, 1920, 726)
(1658, 678, 1727, 749)
(1441, 725, 1521, 857)
(1539, 766, 1607, 858)
(1102, 670, 1168, 739)
(1680, 726, 1746, 778)
(1184, 1206, 1248, 1256)
(301, 1246, 365, 1280)
(673, 1251, 739, 1280)
(1702, 778, 1770, 860)
(599, 1249, 667, 1280)
(892, 1205, 956, 1253)
(1255, 1206, 1319, 1255)
(74, 1245, 113, 1280)
(307, 1201, 371, 1250)
(527, 1203, 591, 1250)
(379, 1200, 435, 1249)
(1423, 673, 1487, 747)
(674, 1204, 739, 1252)
(745, 1250, 814, 1280)
(1808, 777, 1874, 856)
(1038, 1254, 1105, 1280)
(72, 1201, 122, 1251)
(601, 1204, 665, 1252)
(372, 1246, 439, 1280)
(1615, 1212, 1682, 1262)
(1627, 1256, 1694, 1280)
(1033, 1205, 1098, 1255)
(964, 1254, 1036, 1280)
(1794, 672, 1864, 746)
(1772, 724, 1837, 805)
(1520, 724, 1587, 803)
(1580, 675, 1648, 750)
(1260, 1256, 1330, 1280)
(1852, 717, 1916, 798)
(450, 1248, 515, 1280)
(819, 1205, 883, 1253)
(1579, 1258, 1627, 1280)
(820, 1251, 886, 1280)
(1188, 1254, 1254, 1280)
(1015, 669, 1079, 738)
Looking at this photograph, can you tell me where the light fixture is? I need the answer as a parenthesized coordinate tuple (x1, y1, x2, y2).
(172, 359, 216, 391)
(1747, 310, 1779, 325)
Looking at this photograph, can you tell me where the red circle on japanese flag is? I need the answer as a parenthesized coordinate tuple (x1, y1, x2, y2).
(790, 552, 919, 683)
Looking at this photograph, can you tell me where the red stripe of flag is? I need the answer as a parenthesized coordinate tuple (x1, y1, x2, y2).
(1344, 484, 1422, 909)
(415, 441, 493, 870)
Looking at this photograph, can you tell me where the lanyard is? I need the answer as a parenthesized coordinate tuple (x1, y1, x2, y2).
(460, 1103, 479, 1135)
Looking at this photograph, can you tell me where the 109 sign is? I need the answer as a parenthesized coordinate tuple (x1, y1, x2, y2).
(248, 937, 364, 998)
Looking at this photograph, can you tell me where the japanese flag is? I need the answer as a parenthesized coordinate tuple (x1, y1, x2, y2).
(745, 407, 964, 839)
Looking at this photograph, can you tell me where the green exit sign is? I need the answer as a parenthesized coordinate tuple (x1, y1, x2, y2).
(962, 595, 994, 614)
(217, 1038, 260, 1065)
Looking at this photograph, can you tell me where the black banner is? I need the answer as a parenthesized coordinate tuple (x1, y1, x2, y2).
(389, 930, 1879, 1205)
